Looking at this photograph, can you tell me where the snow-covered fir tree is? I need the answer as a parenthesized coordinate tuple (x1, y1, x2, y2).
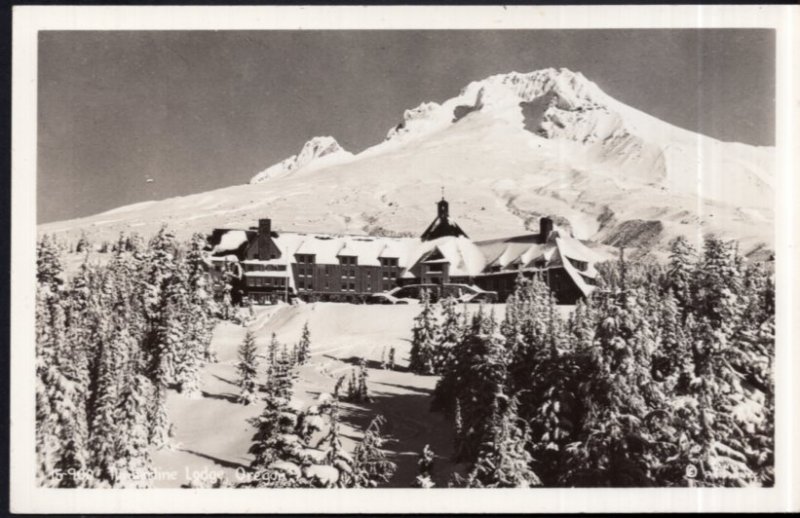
(466, 393, 541, 488)
(408, 289, 439, 375)
(296, 322, 311, 365)
(75, 231, 90, 254)
(36, 234, 64, 290)
(113, 372, 155, 487)
(237, 330, 259, 405)
(433, 296, 463, 374)
(351, 415, 396, 487)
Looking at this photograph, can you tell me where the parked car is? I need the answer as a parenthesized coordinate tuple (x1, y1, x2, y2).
(454, 284, 498, 303)
(366, 286, 420, 305)
(366, 283, 498, 305)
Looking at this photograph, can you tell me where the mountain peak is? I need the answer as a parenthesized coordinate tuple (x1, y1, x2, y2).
(250, 136, 352, 184)
(459, 67, 609, 111)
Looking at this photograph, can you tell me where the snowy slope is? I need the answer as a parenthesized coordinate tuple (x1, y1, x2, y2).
(39, 68, 775, 258)
(249, 136, 353, 184)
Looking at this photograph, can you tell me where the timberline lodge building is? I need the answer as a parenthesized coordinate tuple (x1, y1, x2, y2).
(206, 197, 601, 305)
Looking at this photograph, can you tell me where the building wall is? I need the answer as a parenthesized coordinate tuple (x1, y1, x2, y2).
(290, 257, 402, 301)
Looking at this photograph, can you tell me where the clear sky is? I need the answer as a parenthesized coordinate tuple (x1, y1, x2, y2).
(37, 29, 775, 223)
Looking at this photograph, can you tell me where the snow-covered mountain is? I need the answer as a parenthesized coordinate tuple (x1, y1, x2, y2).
(249, 136, 353, 183)
(40, 68, 775, 259)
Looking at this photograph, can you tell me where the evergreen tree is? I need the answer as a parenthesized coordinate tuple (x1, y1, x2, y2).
(113, 372, 155, 488)
(466, 394, 541, 488)
(409, 290, 439, 375)
(75, 231, 90, 253)
(453, 326, 509, 462)
(36, 288, 89, 487)
(37, 235, 64, 290)
(183, 233, 215, 367)
(351, 415, 396, 487)
(237, 331, 259, 405)
(357, 357, 370, 403)
(296, 322, 311, 365)
(433, 296, 462, 374)
(249, 336, 297, 470)
(666, 235, 697, 314)
(87, 323, 127, 486)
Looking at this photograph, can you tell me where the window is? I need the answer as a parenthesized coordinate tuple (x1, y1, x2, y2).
(380, 257, 398, 268)
(296, 254, 315, 264)
(568, 257, 588, 272)
(339, 255, 357, 266)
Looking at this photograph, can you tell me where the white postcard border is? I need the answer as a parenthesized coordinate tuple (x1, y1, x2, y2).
(10, 4, 800, 513)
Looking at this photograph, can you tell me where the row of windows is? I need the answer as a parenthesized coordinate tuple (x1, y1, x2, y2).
(295, 254, 400, 267)
(246, 276, 286, 288)
(295, 265, 398, 279)
(243, 263, 286, 272)
(298, 281, 361, 292)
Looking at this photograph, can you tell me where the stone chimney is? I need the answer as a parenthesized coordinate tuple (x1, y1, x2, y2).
(540, 216, 553, 240)
(258, 218, 276, 260)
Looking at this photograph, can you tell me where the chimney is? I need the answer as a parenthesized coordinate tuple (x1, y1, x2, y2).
(540, 216, 553, 240)
(258, 218, 274, 260)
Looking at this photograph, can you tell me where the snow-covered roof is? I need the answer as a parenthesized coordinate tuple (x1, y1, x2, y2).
(403, 236, 486, 278)
(478, 227, 597, 273)
(554, 233, 601, 264)
(479, 234, 551, 269)
(337, 238, 386, 266)
(295, 236, 344, 264)
(283, 233, 419, 267)
(378, 240, 406, 259)
(213, 230, 249, 254)
(557, 246, 597, 298)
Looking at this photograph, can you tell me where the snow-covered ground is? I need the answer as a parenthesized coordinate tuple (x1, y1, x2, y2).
(152, 302, 571, 488)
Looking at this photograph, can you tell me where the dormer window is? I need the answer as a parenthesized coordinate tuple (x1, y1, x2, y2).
(339, 255, 357, 266)
(380, 257, 398, 267)
(296, 254, 315, 264)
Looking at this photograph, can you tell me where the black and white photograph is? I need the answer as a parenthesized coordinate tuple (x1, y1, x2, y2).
(9, 4, 800, 514)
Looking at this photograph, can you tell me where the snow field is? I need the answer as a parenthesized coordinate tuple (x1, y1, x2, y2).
(154, 302, 559, 487)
